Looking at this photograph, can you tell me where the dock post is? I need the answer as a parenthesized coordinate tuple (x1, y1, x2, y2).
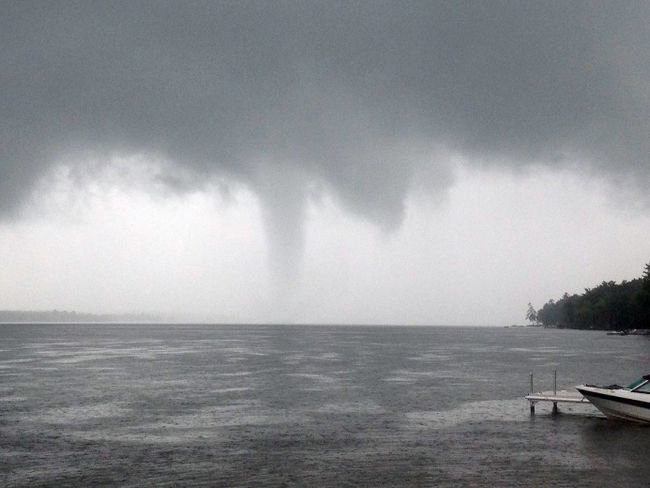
(552, 369, 558, 414)
(529, 372, 535, 415)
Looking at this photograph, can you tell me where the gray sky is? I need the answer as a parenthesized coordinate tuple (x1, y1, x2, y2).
(1, 1, 649, 324)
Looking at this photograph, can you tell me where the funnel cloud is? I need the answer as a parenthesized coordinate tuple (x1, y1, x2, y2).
(1, 1, 649, 299)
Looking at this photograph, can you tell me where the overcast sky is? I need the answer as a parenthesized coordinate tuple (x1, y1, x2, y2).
(1, 1, 649, 325)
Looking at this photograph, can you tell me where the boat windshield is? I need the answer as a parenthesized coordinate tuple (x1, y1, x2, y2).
(626, 377, 649, 390)
(631, 380, 650, 393)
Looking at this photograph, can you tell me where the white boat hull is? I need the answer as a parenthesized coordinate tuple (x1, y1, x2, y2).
(577, 386, 650, 424)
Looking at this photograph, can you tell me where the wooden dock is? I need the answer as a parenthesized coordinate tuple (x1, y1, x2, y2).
(525, 371, 589, 414)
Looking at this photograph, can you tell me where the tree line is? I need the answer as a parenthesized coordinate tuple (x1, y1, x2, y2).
(527, 262, 650, 330)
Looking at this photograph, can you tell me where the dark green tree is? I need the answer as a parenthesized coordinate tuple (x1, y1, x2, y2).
(525, 303, 538, 324)
(534, 262, 650, 330)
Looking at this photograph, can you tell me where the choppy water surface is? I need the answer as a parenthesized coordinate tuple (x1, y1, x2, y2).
(1, 324, 648, 487)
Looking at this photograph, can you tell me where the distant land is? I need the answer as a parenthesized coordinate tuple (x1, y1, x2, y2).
(529, 261, 650, 331)
(0, 310, 160, 323)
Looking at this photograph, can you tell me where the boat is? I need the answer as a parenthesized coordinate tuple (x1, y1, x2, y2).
(576, 375, 650, 424)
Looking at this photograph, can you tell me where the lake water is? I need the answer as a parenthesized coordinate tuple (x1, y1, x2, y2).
(1, 324, 648, 487)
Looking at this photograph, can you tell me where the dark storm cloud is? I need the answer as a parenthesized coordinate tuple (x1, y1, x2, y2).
(2, 1, 648, 227)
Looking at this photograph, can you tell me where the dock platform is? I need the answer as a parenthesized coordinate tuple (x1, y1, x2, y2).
(525, 371, 590, 414)
(526, 390, 588, 404)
